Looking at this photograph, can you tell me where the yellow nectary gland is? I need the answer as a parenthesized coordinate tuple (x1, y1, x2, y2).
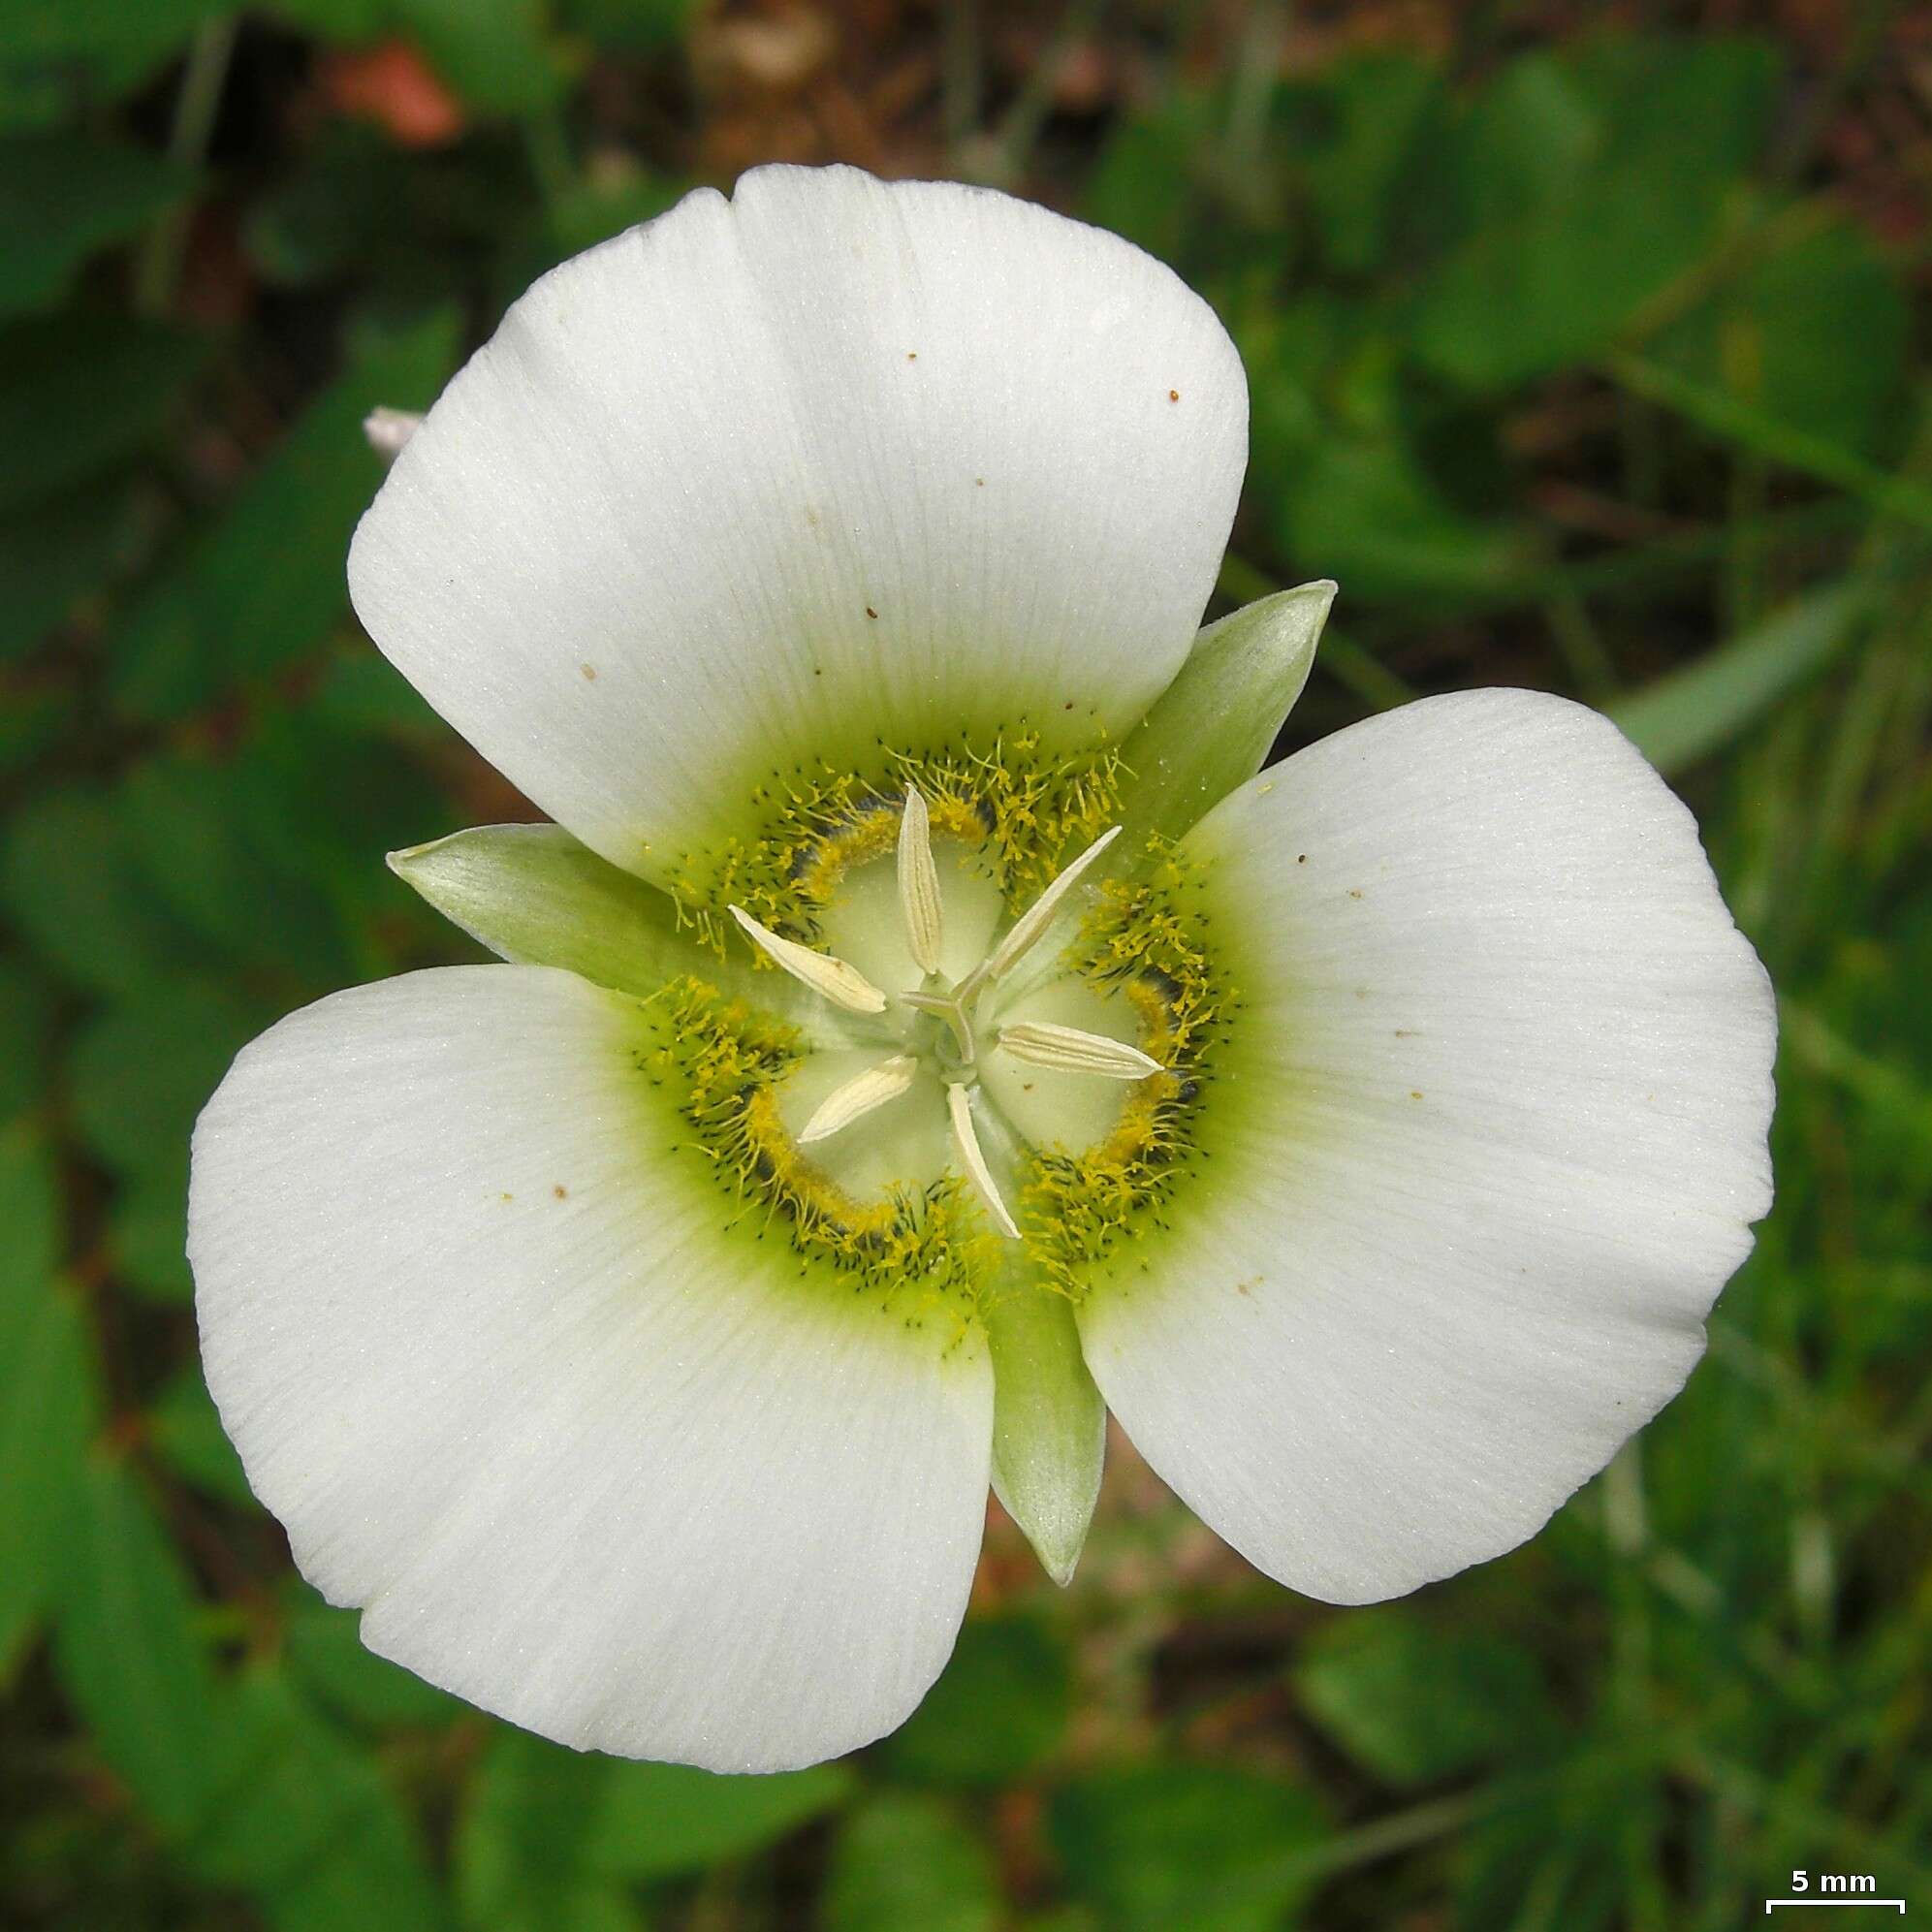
(637, 979, 994, 1329)
(670, 730, 1126, 949)
(1023, 840, 1230, 1296)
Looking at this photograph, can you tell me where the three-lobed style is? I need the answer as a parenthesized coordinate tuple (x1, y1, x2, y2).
(188, 164, 1776, 1775)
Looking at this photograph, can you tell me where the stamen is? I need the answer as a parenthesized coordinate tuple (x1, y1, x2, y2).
(727, 904, 888, 1014)
(364, 406, 423, 459)
(897, 785, 944, 975)
(798, 1055, 919, 1144)
(996, 1022, 1162, 1081)
(979, 825, 1123, 985)
(946, 1082, 1020, 1238)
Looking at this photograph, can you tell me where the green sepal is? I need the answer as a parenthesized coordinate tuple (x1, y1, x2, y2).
(389, 822, 703, 996)
(1112, 580, 1337, 856)
(392, 823, 850, 1032)
(981, 1260, 1106, 1587)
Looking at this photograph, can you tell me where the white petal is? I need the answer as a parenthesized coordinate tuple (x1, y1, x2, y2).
(347, 166, 1248, 885)
(1077, 691, 1775, 1605)
(189, 966, 992, 1770)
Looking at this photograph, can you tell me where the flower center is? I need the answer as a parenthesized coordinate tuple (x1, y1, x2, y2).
(636, 739, 1227, 1309)
(726, 792, 1159, 1235)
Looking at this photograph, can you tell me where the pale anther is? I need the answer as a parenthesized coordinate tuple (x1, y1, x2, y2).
(946, 1082, 1020, 1239)
(798, 1056, 919, 1144)
(897, 785, 944, 975)
(980, 824, 1123, 984)
(364, 406, 423, 459)
(996, 1022, 1162, 1081)
(727, 904, 888, 1014)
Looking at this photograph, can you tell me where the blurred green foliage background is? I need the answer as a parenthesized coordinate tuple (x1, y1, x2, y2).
(2, 1, 1928, 1925)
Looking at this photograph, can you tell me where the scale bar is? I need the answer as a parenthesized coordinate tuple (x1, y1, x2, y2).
(1764, 1904, 1905, 1914)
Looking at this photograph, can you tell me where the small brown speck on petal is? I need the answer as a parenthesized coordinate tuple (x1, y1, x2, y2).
(1168, 389, 1180, 402)
(580, 663, 597, 681)
(865, 606, 878, 619)
(553, 1184, 568, 1199)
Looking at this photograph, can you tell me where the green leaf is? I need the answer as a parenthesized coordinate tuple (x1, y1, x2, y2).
(109, 1163, 195, 1303)
(108, 310, 458, 722)
(460, 1727, 849, 1921)
(1304, 52, 1444, 275)
(189, 1665, 446, 1931)
(1295, 1608, 1560, 1784)
(1282, 435, 1527, 607)
(119, 749, 361, 984)
(68, 979, 266, 1180)
(0, 1129, 96, 1676)
(309, 645, 446, 738)
(0, 0, 222, 131)
(1085, 90, 1224, 265)
(0, 1119, 59, 1283)
(586, 1758, 852, 1881)
(260, 0, 386, 35)
(1606, 348, 1932, 536)
(0, 132, 192, 315)
(394, 0, 566, 113)
(880, 1614, 1070, 1787)
(0, 784, 210, 994)
(282, 1600, 461, 1730)
(0, 957, 53, 1118)
(1411, 37, 1780, 390)
(0, 682, 75, 776)
(1610, 580, 1877, 775)
(389, 822, 724, 999)
(228, 708, 451, 964)
(0, 479, 138, 661)
(491, 166, 687, 314)
(1113, 583, 1335, 855)
(54, 1457, 229, 1839)
(1051, 1765, 1327, 1932)
(823, 1794, 999, 1932)
(1651, 213, 1911, 460)
(555, 0, 692, 52)
(980, 1265, 1104, 1588)
(147, 1365, 254, 1509)
(0, 313, 208, 516)
(455, 1732, 614, 1932)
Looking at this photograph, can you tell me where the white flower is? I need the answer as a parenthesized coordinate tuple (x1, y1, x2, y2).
(187, 164, 1776, 1775)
